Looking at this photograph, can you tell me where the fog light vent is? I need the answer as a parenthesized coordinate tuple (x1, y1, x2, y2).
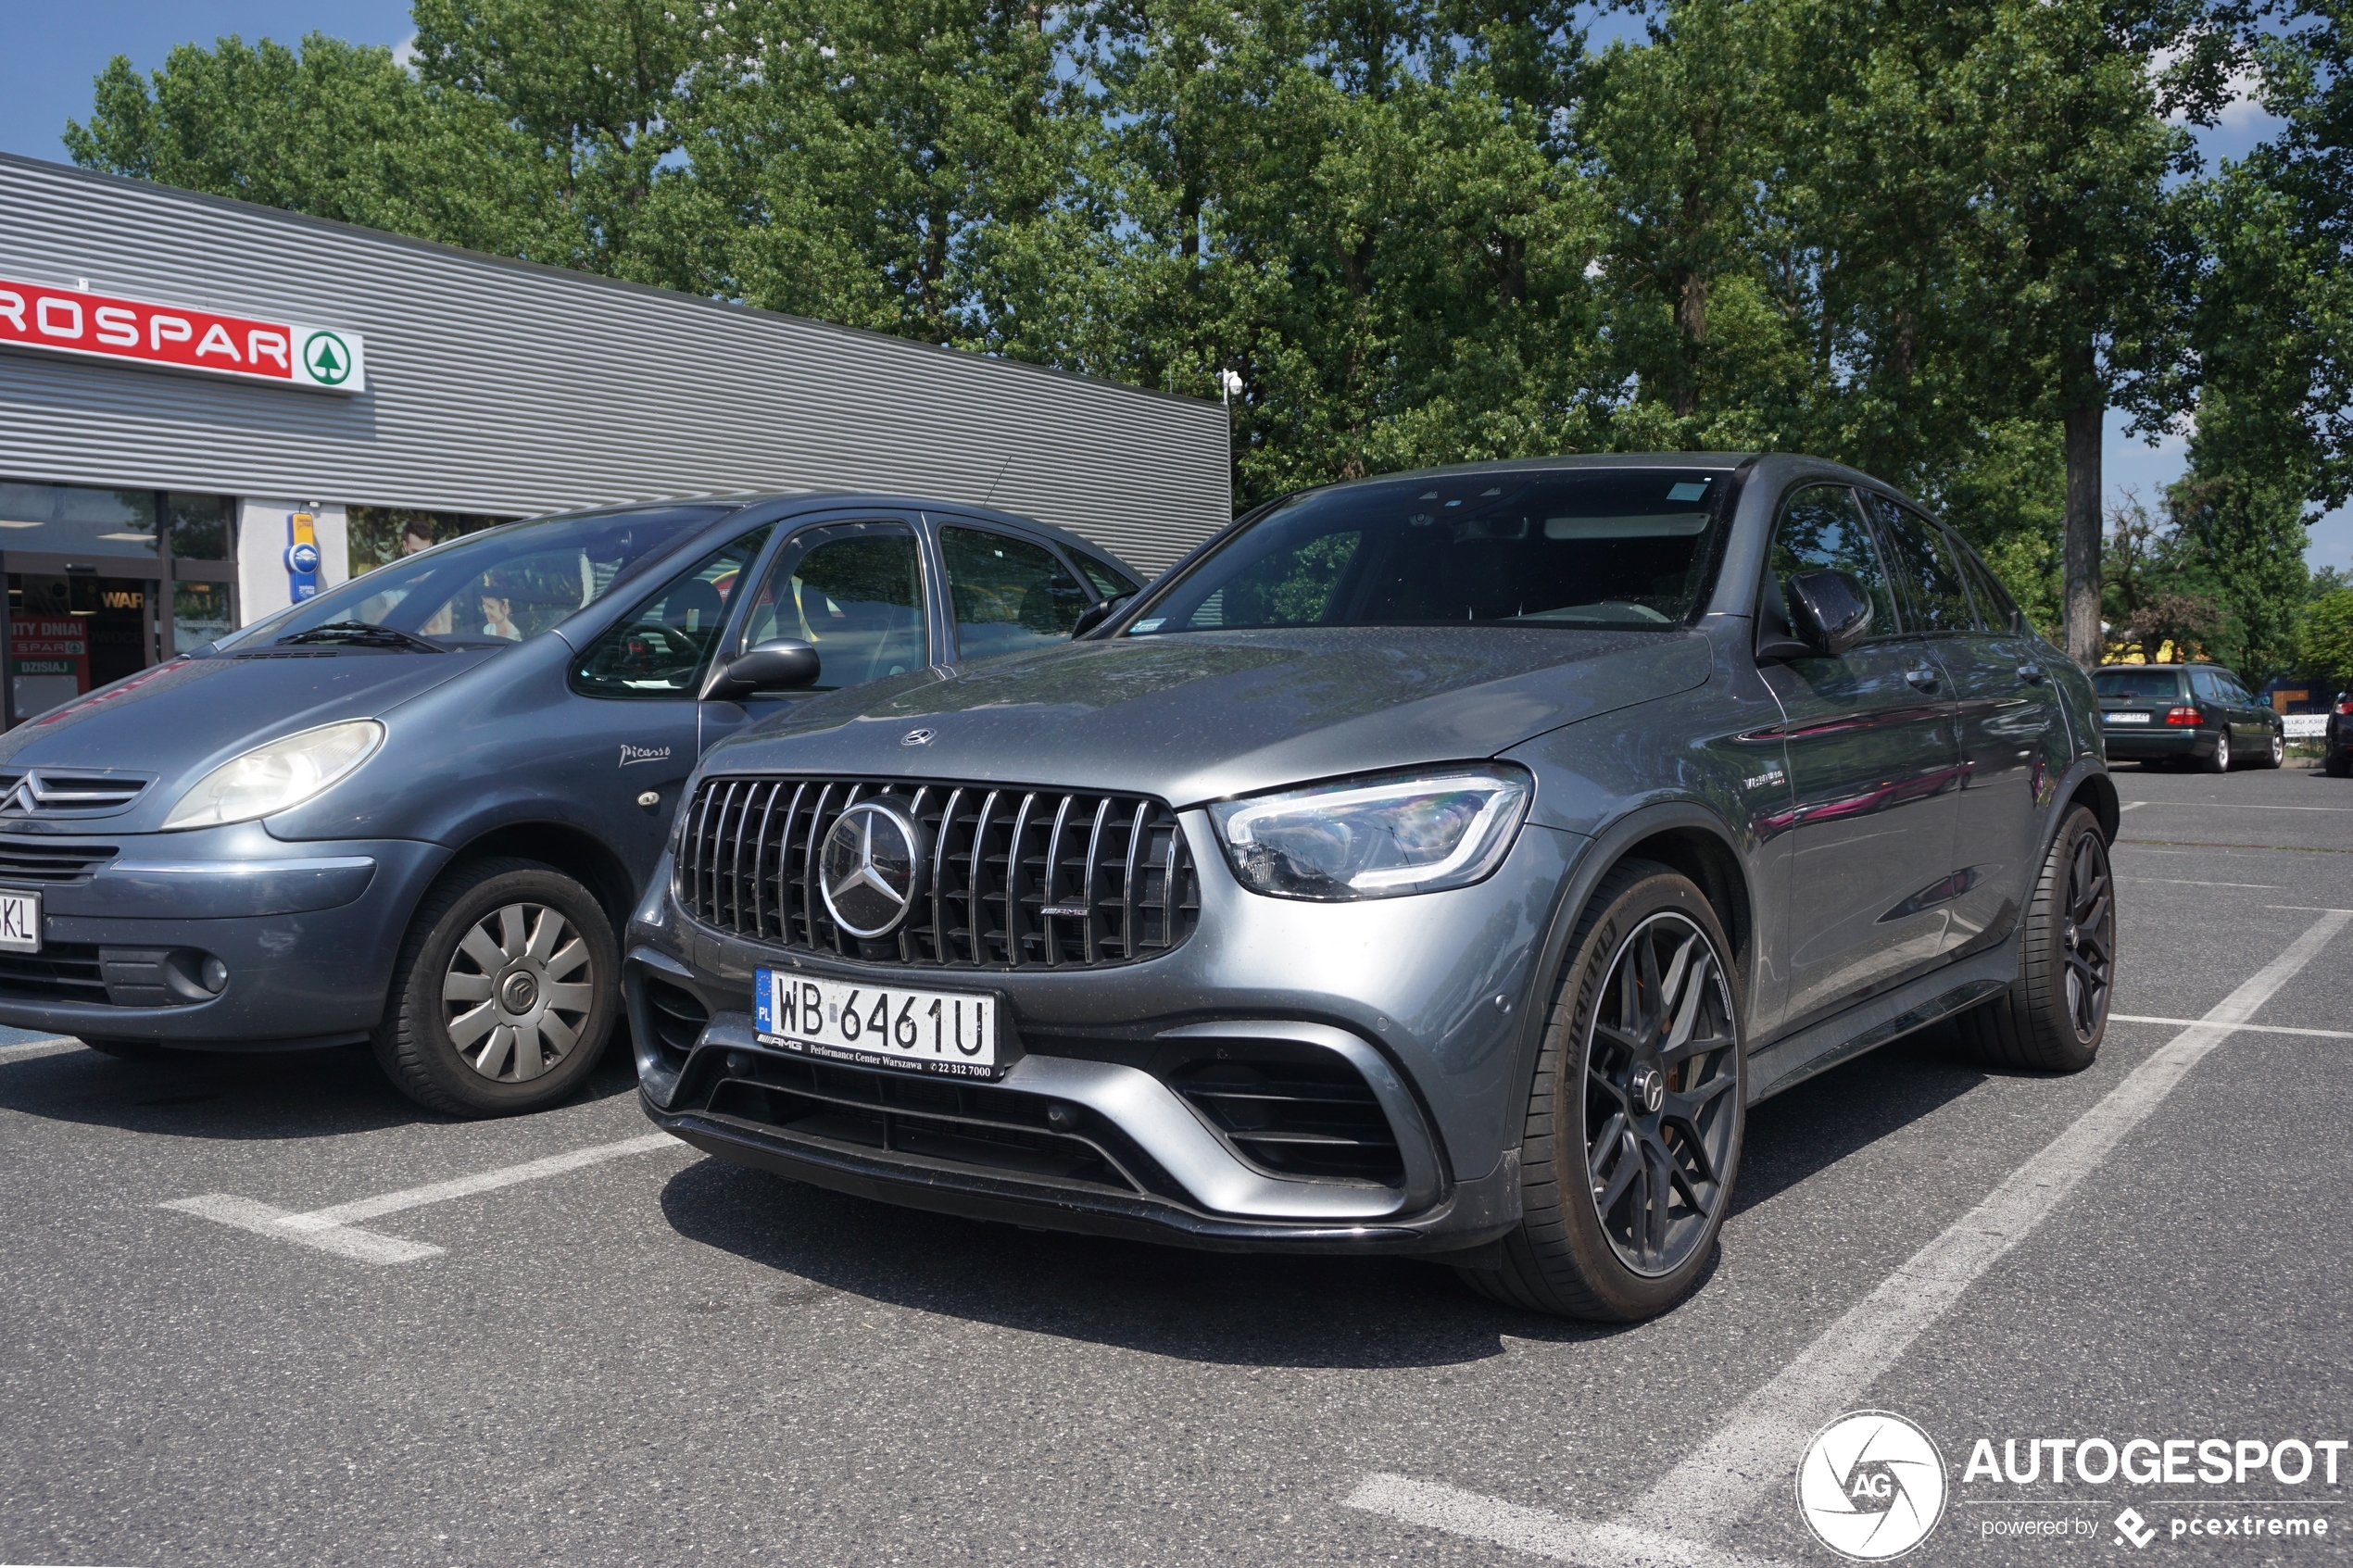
(1168, 1048, 1403, 1185)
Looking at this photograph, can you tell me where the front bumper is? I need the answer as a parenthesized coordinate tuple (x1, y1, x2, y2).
(0, 825, 449, 1047)
(628, 814, 1583, 1253)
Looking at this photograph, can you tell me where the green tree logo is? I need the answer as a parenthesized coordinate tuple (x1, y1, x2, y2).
(302, 331, 352, 385)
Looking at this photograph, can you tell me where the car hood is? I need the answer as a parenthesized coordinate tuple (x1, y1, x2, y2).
(710, 627, 1713, 805)
(0, 647, 499, 822)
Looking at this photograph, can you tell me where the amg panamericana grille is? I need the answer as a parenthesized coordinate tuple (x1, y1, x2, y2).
(677, 775, 1199, 969)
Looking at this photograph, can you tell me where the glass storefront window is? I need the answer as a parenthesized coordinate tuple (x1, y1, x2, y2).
(166, 493, 233, 559)
(0, 480, 162, 557)
(173, 580, 236, 653)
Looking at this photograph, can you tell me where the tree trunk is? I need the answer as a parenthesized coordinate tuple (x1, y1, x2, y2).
(2062, 348, 2103, 668)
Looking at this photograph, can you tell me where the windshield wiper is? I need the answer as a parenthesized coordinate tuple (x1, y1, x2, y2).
(275, 621, 444, 652)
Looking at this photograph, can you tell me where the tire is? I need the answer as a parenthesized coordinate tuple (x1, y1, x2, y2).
(2202, 729, 2231, 772)
(1956, 806, 2113, 1073)
(371, 858, 619, 1117)
(80, 1036, 170, 1061)
(2259, 731, 2285, 770)
(1456, 860, 1744, 1322)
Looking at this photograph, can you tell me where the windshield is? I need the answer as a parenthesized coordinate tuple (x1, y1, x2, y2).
(2093, 669, 2183, 702)
(213, 505, 738, 651)
(1127, 468, 1730, 634)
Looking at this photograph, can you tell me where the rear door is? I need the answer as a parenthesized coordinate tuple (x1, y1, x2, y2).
(1872, 498, 2055, 958)
(1755, 483, 1965, 1026)
(934, 522, 1096, 665)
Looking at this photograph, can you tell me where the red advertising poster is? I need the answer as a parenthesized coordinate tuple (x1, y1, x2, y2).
(9, 615, 89, 719)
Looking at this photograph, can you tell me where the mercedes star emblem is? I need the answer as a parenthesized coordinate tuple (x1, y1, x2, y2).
(819, 800, 926, 938)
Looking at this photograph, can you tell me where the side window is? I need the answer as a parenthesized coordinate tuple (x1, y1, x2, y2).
(569, 528, 770, 699)
(739, 525, 925, 692)
(1075, 553, 1139, 601)
(941, 526, 1091, 662)
(1868, 497, 1974, 633)
(1951, 535, 2021, 633)
(1764, 484, 1900, 646)
(2190, 669, 2224, 703)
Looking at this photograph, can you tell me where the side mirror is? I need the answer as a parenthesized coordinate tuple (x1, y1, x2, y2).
(702, 636, 821, 701)
(1071, 594, 1133, 639)
(1785, 570, 1874, 658)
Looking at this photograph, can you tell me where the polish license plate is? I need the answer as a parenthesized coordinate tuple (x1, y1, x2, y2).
(2103, 711, 2152, 724)
(0, 888, 38, 953)
(754, 969, 1000, 1079)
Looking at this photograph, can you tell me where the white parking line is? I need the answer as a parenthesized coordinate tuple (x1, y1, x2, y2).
(161, 1132, 683, 1264)
(2109, 1014, 2353, 1040)
(2118, 800, 2149, 811)
(0, 1036, 81, 1062)
(2116, 876, 2282, 889)
(1348, 909, 2351, 1562)
(1345, 1474, 1801, 1568)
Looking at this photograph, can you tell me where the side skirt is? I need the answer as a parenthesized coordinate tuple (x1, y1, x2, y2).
(1744, 932, 2018, 1105)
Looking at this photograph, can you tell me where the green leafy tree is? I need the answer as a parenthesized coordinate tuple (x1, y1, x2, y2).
(2302, 587, 2353, 692)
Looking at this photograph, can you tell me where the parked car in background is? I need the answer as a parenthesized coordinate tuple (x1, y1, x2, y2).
(2327, 692, 2353, 778)
(2092, 663, 2285, 771)
(0, 495, 1141, 1116)
(629, 453, 2117, 1322)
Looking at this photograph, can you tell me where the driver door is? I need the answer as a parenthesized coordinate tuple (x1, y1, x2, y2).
(1755, 483, 1965, 1030)
(698, 518, 931, 751)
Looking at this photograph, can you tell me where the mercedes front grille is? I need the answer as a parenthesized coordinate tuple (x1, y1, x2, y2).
(677, 776, 1200, 969)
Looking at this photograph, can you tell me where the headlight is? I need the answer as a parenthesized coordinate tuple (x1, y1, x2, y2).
(1210, 766, 1531, 900)
(161, 721, 385, 832)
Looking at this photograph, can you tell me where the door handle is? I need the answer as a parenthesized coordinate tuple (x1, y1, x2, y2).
(1906, 665, 1940, 692)
(2017, 662, 2045, 684)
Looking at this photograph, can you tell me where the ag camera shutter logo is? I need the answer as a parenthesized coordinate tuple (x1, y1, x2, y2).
(1796, 1410, 1948, 1560)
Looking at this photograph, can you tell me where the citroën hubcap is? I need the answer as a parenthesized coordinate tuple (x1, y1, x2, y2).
(441, 902, 595, 1083)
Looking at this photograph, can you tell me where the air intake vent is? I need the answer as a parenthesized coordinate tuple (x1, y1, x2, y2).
(677, 776, 1200, 970)
(1170, 1053, 1403, 1185)
(643, 977, 710, 1059)
(0, 836, 118, 883)
(0, 769, 149, 818)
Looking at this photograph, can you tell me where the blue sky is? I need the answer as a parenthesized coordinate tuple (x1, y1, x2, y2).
(5, 2, 2345, 572)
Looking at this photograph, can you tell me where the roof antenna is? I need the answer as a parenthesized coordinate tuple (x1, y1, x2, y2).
(980, 453, 1014, 508)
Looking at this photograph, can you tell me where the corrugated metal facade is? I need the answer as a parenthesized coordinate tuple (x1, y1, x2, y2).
(0, 154, 1230, 573)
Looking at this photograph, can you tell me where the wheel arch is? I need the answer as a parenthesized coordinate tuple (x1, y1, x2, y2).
(1500, 799, 1758, 1156)
(437, 820, 638, 935)
(2056, 761, 2120, 847)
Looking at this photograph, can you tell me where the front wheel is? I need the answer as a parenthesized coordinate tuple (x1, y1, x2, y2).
(1456, 860, 1744, 1322)
(1956, 806, 2113, 1073)
(2259, 731, 2285, 770)
(371, 859, 619, 1117)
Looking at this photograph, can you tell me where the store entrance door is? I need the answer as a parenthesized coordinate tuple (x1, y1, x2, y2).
(8, 573, 163, 721)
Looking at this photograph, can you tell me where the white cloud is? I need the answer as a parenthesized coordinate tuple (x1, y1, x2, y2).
(392, 34, 419, 71)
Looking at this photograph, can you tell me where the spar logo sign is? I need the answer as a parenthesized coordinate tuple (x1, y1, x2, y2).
(0, 273, 365, 393)
(1797, 1411, 1949, 1560)
(303, 330, 354, 385)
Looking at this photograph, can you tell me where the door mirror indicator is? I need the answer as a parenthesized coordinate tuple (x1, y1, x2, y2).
(703, 637, 821, 700)
(1071, 594, 1133, 638)
(1786, 570, 1874, 657)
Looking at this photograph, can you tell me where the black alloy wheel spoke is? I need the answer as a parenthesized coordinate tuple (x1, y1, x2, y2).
(1583, 911, 1741, 1277)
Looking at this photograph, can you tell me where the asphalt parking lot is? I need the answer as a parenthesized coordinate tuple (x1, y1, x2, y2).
(2, 760, 2347, 1568)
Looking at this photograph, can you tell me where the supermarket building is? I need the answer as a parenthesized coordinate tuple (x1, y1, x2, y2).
(0, 152, 1230, 727)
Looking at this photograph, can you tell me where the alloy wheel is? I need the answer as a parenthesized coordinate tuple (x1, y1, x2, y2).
(2271, 734, 2286, 767)
(441, 901, 595, 1082)
(2214, 732, 2230, 770)
(2059, 832, 2114, 1043)
(1583, 911, 1741, 1276)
